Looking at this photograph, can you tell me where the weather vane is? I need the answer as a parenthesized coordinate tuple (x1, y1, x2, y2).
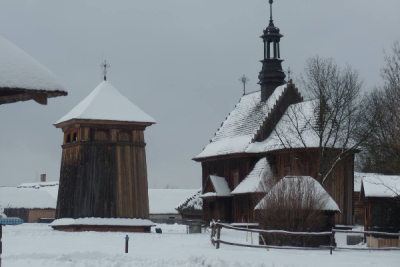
(239, 75, 249, 95)
(100, 60, 110, 81)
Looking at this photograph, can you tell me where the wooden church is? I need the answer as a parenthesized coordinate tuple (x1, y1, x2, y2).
(193, 1, 355, 226)
(51, 67, 156, 232)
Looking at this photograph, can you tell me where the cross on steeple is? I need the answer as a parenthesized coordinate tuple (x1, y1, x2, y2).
(100, 60, 110, 81)
(258, 0, 286, 102)
(287, 67, 291, 81)
(239, 75, 249, 95)
(269, 0, 274, 23)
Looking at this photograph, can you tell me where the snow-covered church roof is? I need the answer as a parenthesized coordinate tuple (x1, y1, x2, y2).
(231, 158, 273, 195)
(0, 34, 66, 93)
(55, 81, 155, 125)
(201, 175, 231, 197)
(194, 85, 286, 159)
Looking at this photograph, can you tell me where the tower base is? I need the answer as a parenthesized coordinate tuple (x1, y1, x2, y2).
(50, 217, 155, 233)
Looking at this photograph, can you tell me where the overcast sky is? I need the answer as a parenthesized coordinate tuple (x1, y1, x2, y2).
(0, 0, 399, 188)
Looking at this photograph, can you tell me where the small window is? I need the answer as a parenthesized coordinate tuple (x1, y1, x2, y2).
(73, 132, 77, 142)
(66, 134, 71, 144)
(233, 170, 239, 188)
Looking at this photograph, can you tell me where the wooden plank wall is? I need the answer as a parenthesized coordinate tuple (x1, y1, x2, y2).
(28, 209, 55, 222)
(201, 157, 258, 223)
(367, 235, 400, 248)
(56, 129, 150, 220)
(201, 157, 258, 191)
(274, 151, 354, 225)
(4, 208, 30, 222)
(233, 195, 259, 223)
(354, 192, 364, 225)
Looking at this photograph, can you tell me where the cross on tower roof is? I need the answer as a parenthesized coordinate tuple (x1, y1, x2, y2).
(269, 0, 274, 22)
(100, 60, 110, 81)
(239, 75, 249, 95)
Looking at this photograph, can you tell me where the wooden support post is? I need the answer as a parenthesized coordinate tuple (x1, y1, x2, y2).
(0, 225, 2, 267)
(216, 224, 221, 249)
(330, 231, 334, 255)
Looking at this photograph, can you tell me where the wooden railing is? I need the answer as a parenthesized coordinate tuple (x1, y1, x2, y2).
(210, 221, 400, 254)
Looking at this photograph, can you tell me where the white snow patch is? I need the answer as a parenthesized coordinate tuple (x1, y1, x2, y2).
(2, 223, 399, 267)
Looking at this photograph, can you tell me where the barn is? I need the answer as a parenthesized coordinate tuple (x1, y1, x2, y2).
(194, 1, 355, 225)
(359, 173, 400, 247)
(0, 187, 56, 223)
(360, 173, 400, 233)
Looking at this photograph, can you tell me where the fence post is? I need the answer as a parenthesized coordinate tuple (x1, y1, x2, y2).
(330, 231, 334, 255)
(0, 225, 2, 267)
(210, 221, 215, 246)
(216, 221, 221, 249)
(125, 235, 129, 253)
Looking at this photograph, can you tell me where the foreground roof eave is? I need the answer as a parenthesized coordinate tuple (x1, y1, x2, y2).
(192, 152, 262, 162)
(193, 146, 360, 162)
(0, 87, 68, 105)
(54, 118, 155, 128)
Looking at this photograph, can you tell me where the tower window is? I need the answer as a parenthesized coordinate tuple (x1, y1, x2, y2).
(73, 132, 77, 142)
(66, 134, 71, 144)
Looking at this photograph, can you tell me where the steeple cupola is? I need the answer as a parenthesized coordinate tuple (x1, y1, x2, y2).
(258, 0, 286, 102)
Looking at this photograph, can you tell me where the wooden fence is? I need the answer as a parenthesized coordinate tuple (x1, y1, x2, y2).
(210, 221, 400, 254)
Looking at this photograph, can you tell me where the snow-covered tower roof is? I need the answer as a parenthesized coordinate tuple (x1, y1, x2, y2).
(55, 80, 155, 126)
(0, 34, 67, 105)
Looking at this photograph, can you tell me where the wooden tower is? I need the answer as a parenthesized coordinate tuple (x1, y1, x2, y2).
(52, 77, 155, 232)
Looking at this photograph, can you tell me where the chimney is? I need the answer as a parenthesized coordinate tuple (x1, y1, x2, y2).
(40, 173, 46, 182)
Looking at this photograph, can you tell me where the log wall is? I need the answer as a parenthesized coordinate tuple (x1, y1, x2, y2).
(274, 151, 354, 225)
(56, 125, 150, 220)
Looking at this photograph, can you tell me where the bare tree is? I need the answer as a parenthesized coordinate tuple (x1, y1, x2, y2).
(360, 40, 400, 175)
(271, 56, 378, 185)
(256, 177, 331, 246)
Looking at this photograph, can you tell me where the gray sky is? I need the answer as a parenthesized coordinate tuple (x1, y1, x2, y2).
(0, 0, 399, 188)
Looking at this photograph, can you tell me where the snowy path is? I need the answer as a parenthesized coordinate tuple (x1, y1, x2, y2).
(2, 223, 399, 267)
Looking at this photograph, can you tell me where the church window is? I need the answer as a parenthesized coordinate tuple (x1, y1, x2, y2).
(66, 134, 71, 144)
(232, 170, 239, 188)
(73, 132, 77, 142)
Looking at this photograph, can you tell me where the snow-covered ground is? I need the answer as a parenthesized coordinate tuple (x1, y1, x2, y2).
(2, 223, 399, 267)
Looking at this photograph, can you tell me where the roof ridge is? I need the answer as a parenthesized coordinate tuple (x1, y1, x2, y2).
(250, 85, 287, 143)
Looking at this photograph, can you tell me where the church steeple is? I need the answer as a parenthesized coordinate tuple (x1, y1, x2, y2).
(258, 0, 286, 102)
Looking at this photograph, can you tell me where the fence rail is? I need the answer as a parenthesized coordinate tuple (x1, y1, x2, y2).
(210, 221, 400, 254)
